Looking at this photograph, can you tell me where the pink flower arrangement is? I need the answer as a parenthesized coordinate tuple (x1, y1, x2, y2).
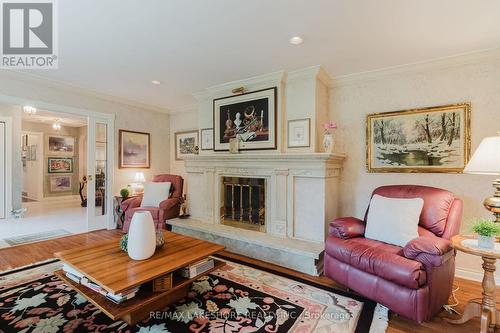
(323, 121, 337, 134)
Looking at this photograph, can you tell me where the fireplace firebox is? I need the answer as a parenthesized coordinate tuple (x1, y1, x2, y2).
(220, 177, 265, 232)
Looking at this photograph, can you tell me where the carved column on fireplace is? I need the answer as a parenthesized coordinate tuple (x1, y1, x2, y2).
(271, 168, 289, 237)
(204, 167, 216, 223)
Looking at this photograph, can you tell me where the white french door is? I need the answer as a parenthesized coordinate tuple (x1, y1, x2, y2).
(86, 116, 114, 231)
(0, 121, 5, 219)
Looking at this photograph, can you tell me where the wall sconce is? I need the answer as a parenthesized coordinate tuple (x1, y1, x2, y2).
(52, 119, 61, 131)
(23, 106, 37, 115)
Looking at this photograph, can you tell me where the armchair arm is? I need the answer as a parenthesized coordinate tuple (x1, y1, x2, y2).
(120, 196, 142, 211)
(403, 236, 453, 268)
(329, 217, 365, 239)
(159, 197, 181, 210)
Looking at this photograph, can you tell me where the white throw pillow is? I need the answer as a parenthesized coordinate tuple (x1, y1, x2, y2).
(364, 194, 423, 247)
(141, 182, 171, 207)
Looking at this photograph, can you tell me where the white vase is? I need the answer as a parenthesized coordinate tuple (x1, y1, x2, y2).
(127, 211, 156, 260)
(323, 133, 334, 153)
(477, 235, 495, 249)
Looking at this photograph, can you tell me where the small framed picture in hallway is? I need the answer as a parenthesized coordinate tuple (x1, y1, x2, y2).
(48, 157, 73, 173)
(49, 175, 72, 192)
(366, 103, 471, 173)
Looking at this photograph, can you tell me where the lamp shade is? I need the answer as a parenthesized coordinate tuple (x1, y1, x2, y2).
(134, 172, 146, 182)
(463, 135, 500, 175)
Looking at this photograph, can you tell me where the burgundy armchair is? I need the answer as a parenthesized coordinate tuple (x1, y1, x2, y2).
(324, 185, 463, 322)
(120, 174, 184, 233)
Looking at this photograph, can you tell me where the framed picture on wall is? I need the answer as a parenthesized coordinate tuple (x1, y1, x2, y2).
(200, 128, 213, 150)
(213, 87, 277, 151)
(366, 103, 471, 173)
(119, 130, 150, 168)
(48, 135, 74, 155)
(49, 175, 72, 192)
(287, 118, 310, 148)
(175, 130, 199, 160)
(48, 157, 73, 173)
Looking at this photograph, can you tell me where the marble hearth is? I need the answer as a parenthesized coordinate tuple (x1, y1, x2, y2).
(169, 153, 345, 275)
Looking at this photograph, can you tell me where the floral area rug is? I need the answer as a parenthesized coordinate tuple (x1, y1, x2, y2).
(0, 259, 387, 333)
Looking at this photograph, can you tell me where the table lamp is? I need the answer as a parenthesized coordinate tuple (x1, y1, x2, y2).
(463, 133, 500, 222)
(131, 172, 146, 195)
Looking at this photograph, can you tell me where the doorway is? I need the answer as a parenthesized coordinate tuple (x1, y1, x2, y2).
(0, 104, 114, 247)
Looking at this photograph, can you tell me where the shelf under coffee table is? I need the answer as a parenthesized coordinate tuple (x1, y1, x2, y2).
(54, 231, 225, 325)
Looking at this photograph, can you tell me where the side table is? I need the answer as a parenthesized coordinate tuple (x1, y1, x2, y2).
(113, 195, 141, 229)
(444, 235, 500, 333)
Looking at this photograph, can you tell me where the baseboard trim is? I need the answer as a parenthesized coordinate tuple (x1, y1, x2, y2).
(455, 267, 500, 285)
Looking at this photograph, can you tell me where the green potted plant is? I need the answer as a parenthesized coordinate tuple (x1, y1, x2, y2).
(120, 188, 130, 199)
(471, 218, 500, 249)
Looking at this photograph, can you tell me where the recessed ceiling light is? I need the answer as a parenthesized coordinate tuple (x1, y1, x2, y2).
(151, 80, 161, 85)
(289, 36, 303, 45)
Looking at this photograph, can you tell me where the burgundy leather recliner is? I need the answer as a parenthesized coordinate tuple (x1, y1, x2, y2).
(324, 185, 463, 322)
(120, 174, 184, 233)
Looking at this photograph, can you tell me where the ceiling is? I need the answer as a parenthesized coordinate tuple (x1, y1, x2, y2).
(22, 109, 87, 127)
(24, 0, 500, 112)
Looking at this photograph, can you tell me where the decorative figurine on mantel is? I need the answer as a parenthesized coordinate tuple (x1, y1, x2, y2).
(179, 194, 190, 219)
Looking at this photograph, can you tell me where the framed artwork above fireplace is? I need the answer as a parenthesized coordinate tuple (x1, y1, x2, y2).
(213, 87, 277, 151)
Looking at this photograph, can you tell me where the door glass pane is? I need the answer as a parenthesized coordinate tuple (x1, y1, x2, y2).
(95, 122, 107, 216)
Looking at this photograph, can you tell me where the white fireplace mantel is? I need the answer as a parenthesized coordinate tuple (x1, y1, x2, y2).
(183, 152, 345, 239)
(170, 152, 345, 275)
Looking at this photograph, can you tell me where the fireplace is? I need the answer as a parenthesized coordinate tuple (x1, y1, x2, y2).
(220, 177, 265, 232)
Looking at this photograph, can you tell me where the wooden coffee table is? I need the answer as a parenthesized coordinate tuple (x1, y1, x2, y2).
(54, 231, 225, 325)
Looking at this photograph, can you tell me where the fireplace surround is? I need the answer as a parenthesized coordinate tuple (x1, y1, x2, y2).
(169, 152, 345, 275)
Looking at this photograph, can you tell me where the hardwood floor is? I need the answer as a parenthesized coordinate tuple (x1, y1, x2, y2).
(0, 229, 497, 332)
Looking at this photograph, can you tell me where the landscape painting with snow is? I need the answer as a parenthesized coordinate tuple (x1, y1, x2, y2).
(367, 103, 471, 173)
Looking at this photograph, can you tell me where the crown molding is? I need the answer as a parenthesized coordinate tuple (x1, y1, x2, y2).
(332, 47, 500, 88)
(287, 65, 332, 88)
(0, 70, 172, 114)
(169, 103, 198, 115)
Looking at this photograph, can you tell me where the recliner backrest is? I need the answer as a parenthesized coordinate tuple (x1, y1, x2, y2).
(365, 185, 462, 239)
(151, 174, 184, 199)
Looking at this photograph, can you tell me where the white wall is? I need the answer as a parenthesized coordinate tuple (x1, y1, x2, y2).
(0, 72, 171, 210)
(331, 56, 500, 281)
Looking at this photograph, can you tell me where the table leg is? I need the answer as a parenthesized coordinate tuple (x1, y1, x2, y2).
(481, 257, 497, 332)
(444, 256, 497, 333)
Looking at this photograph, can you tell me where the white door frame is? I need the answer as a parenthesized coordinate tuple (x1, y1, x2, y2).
(0, 116, 13, 218)
(86, 116, 115, 231)
(21, 130, 44, 201)
(0, 95, 116, 229)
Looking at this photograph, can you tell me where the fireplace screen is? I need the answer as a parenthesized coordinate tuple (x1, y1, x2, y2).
(221, 177, 265, 232)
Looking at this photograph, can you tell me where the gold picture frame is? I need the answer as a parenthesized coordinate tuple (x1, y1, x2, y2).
(119, 130, 151, 168)
(366, 103, 471, 173)
(175, 130, 199, 160)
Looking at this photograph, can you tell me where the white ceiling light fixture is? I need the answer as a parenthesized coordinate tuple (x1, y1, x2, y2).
(289, 36, 304, 45)
(52, 119, 61, 131)
(151, 80, 161, 85)
(23, 105, 37, 115)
